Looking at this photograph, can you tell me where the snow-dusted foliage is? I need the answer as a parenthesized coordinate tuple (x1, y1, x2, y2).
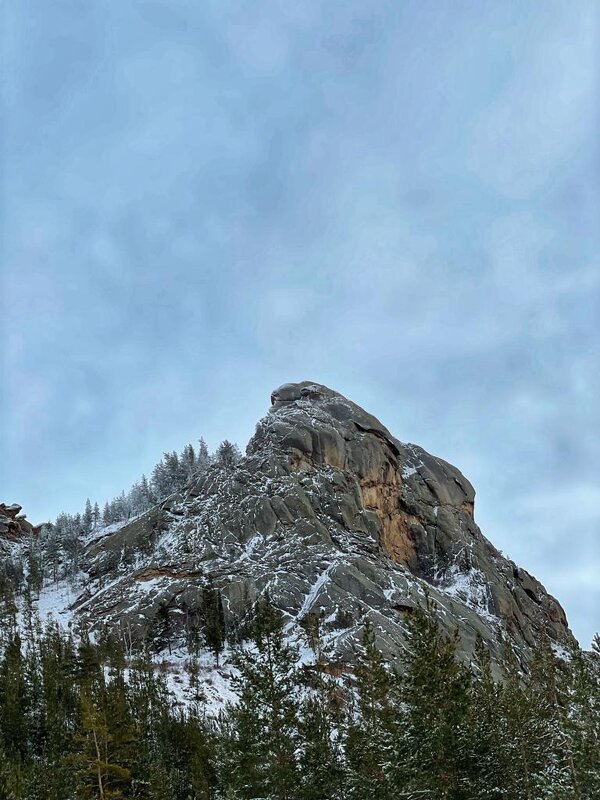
(1, 381, 593, 797)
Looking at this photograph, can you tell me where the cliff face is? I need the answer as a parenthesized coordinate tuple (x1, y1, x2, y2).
(0, 503, 42, 551)
(66, 381, 570, 668)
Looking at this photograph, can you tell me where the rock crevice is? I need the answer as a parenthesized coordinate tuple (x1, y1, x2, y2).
(18, 381, 572, 670)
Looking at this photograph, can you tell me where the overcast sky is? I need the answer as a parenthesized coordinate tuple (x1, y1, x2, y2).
(2, 1, 598, 646)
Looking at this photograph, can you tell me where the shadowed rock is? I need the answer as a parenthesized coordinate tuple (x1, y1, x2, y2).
(65, 382, 572, 671)
(0, 502, 42, 543)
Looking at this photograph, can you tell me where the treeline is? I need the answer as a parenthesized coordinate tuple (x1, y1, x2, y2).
(6, 439, 244, 587)
(0, 440, 242, 594)
(0, 592, 598, 800)
(53, 438, 242, 537)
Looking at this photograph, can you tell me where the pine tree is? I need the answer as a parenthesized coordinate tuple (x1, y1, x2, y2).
(180, 443, 197, 481)
(197, 438, 211, 470)
(527, 635, 578, 798)
(297, 613, 345, 800)
(151, 454, 181, 499)
(26, 542, 43, 596)
(0, 583, 18, 648)
(83, 499, 94, 534)
(0, 630, 29, 761)
(110, 492, 129, 523)
(221, 599, 301, 799)
(40, 622, 80, 795)
(139, 474, 155, 508)
(573, 634, 600, 794)
(215, 440, 241, 470)
(465, 635, 505, 799)
(491, 640, 550, 800)
(344, 620, 396, 800)
(156, 709, 216, 800)
(128, 480, 150, 516)
(396, 599, 472, 799)
(72, 691, 131, 800)
(42, 524, 61, 583)
(201, 580, 226, 665)
(155, 604, 172, 655)
(0, 744, 22, 800)
(21, 589, 45, 757)
(164, 452, 182, 493)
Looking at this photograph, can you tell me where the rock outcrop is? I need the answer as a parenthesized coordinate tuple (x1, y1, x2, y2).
(0, 503, 41, 547)
(68, 382, 571, 670)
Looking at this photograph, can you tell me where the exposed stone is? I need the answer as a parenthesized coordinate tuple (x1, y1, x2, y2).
(0, 502, 40, 544)
(58, 381, 572, 673)
(3, 504, 23, 518)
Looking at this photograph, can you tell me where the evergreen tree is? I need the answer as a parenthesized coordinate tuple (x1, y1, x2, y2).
(297, 613, 345, 800)
(128, 480, 150, 516)
(464, 635, 504, 798)
(344, 620, 396, 800)
(396, 599, 472, 799)
(164, 452, 182, 493)
(110, 492, 129, 523)
(83, 499, 94, 534)
(0, 567, 597, 800)
(197, 438, 211, 470)
(72, 691, 131, 800)
(568, 635, 600, 796)
(139, 474, 155, 508)
(215, 440, 241, 470)
(221, 599, 301, 799)
(0, 630, 29, 762)
(25, 542, 43, 596)
(180, 443, 197, 482)
(492, 640, 550, 800)
(151, 456, 176, 499)
(0, 744, 22, 800)
(527, 635, 579, 797)
(201, 580, 225, 665)
(42, 524, 61, 583)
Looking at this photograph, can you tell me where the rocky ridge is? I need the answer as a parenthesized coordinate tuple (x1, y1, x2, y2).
(44, 380, 572, 672)
(0, 503, 42, 550)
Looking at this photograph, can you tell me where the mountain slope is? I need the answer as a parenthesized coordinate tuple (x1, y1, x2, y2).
(58, 381, 571, 670)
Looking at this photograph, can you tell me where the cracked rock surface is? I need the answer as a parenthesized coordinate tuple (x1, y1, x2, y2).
(60, 382, 572, 668)
(0, 502, 42, 549)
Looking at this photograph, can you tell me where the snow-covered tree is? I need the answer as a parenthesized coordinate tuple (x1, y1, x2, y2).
(215, 440, 241, 470)
(197, 437, 211, 470)
(92, 502, 101, 530)
(82, 499, 93, 534)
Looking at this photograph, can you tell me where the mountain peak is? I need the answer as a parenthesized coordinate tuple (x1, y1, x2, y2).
(269, 381, 397, 438)
(43, 381, 568, 674)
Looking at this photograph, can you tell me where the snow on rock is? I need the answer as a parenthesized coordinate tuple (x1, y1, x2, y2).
(438, 565, 498, 625)
(3, 381, 575, 698)
(36, 580, 77, 625)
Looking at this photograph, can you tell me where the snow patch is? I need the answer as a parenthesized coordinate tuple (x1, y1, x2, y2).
(238, 533, 262, 562)
(297, 562, 337, 619)
(439, 566, 498, 624)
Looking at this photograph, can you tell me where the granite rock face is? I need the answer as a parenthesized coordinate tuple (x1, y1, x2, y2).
(0, 502, 41, 549)
(69, 382, 571, 670)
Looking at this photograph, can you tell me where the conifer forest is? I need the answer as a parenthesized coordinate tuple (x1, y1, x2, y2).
(0, 585, 598, 800)
(4, 1, 598, 798)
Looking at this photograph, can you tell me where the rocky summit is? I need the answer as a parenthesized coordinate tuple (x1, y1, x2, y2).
(47, 380, 571, 672)
(0, 503, 43, 548)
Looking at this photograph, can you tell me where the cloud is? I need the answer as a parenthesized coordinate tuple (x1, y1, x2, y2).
(467, 2, 597, 198)
(2, 0, 598, 646)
